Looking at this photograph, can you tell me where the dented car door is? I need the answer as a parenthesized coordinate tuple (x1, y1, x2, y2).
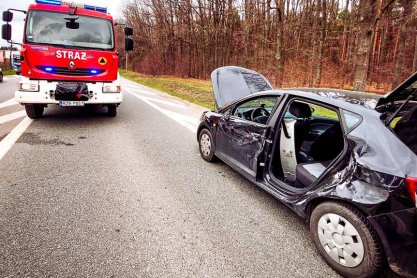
(216, 116, 270, 181)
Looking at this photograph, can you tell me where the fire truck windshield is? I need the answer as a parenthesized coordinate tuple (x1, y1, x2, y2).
(25, 10, 114, 50)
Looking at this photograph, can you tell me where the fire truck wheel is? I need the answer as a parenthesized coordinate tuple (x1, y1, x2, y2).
(25, 104, 44, 119)
(107, 105, 117, 117)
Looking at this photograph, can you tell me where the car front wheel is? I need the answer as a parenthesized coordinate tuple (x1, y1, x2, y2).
(25, 104, 44, 119)
(199, 128, 216, 162)
(310, 201, 383, 278)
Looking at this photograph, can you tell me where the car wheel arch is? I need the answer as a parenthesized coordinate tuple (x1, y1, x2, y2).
(306, 196, 371, 223)
(197, 124, 211, 140)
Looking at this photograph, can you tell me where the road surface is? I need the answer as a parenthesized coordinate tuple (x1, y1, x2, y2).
(0, 76, 398, 277)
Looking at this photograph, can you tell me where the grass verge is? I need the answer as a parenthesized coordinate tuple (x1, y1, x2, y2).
(120, 69, 214, 109)
(2, 70, 16, 76)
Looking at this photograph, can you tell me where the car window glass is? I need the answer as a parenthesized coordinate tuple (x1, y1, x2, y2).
(341, 110, 362, 133)
(310, 104, 338, 120)
(233, 96, 279, 123)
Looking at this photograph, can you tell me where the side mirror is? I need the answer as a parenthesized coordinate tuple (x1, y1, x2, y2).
(124, 26, 133, 36)
(2, 11, 13, 22)
(2, 24, 11, 41)
(66, 21, 79, 29)
(125, 38, 134, 52)
(224, 112, 231, 121)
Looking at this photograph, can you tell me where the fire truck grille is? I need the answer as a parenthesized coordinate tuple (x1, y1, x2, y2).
(37, 66, 105, 76)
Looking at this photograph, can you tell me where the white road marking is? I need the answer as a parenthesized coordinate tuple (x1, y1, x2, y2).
(0, 110, 26, 124)
(121, 85, 157, 95)
(3, 75, 20, 81)
(138, 95, 186, 109)
(124, 88, 197, 133)
(0, 98, 19, 109)
(0, 117, 33, 161)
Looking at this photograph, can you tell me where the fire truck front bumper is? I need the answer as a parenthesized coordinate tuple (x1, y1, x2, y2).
(15, 79, 123, 105)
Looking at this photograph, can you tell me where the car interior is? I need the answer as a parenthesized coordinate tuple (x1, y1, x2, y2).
(233, 96, 279, 124)
(393, 105, 417, 155)
(271, 100, 345, 188)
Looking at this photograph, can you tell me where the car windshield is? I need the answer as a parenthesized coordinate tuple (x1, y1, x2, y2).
(25, 10, 114, 50)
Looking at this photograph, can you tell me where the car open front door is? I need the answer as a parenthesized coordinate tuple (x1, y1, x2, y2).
(216, 116, 271, 181)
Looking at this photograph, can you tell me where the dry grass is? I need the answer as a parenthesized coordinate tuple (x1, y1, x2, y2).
(120, 70, 215, 109)
(2, 69, 16, 76)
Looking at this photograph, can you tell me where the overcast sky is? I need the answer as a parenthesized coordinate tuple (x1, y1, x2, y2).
(0, 0, 126, 47)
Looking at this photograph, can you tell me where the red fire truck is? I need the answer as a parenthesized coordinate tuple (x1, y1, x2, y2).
(1, 0, 133, 118)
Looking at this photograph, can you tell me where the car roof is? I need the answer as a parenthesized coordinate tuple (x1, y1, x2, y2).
(240, 89, 381, 117)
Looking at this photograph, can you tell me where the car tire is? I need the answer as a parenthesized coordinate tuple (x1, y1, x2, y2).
(310, 201, 383, 278)
(25, 104, 44, 119)
(107, 105, 117, 117)
(0, 73, 3, 82)
(199, 128, 216, 162)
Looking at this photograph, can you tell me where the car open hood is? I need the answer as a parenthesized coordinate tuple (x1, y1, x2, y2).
(376, 71, 417, 108)
(211, 66, 273, 110)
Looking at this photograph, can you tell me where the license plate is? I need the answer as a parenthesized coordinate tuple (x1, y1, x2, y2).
(59, 101, 85, 107)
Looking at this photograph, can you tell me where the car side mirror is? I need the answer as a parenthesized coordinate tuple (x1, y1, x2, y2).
(124, 26, 133, 36)
(2, 24, 11, 41)
(125, 38, 134, 52)
(224, 112, 231, 121)
(2, 11, 13, 22)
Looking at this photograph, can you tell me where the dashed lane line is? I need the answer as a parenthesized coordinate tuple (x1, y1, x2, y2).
(0, 111, 26, 125)
(0, 117, 33, 161)
(0, 98, 19, 109)
(3, 75, 20, 81)
(124, 88, 198, 133)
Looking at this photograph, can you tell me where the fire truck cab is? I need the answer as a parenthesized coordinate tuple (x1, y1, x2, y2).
(1, 0, 134, 118)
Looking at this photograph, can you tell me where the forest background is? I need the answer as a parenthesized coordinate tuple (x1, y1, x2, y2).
(116, 0, 417, 93)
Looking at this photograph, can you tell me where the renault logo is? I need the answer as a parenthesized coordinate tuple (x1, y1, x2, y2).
(69, 61, 75, 69)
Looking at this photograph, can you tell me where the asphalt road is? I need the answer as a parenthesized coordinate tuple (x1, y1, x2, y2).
(0, 76, 399, 277)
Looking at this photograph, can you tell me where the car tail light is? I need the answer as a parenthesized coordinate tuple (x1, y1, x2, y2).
(405, 177, 417, 207)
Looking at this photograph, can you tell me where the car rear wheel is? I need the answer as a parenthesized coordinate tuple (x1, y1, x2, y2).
(199, 129, 216, 162)
(25, 104, 44, 119)
(310, 201, 383, 278)
(0, 73, 3, 82)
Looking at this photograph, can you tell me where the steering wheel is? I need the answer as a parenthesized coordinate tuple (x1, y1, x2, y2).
(251, 107, 270, 122)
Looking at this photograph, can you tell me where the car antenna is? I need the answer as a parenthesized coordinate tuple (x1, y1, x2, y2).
(385, 89, 417, 126)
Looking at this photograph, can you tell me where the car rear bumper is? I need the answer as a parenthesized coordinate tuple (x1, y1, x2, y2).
(369, 207, 417, 277)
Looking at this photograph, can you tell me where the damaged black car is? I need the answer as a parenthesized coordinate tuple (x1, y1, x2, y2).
(197, 66, 417, 278)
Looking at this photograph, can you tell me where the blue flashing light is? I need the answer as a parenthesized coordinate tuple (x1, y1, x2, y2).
(35, 0, 62, 5)
(44, 67, 54, 72)
(90, 69, 98, 75)
(35, 0, 108, 13)
(84, 5, 107, 13)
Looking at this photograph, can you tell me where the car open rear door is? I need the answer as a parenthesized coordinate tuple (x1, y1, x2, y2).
(211, 66, 273, 111)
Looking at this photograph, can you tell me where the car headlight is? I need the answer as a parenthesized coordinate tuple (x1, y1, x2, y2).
(103, 85, 121, 93)
(18, 82, 39, 92)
